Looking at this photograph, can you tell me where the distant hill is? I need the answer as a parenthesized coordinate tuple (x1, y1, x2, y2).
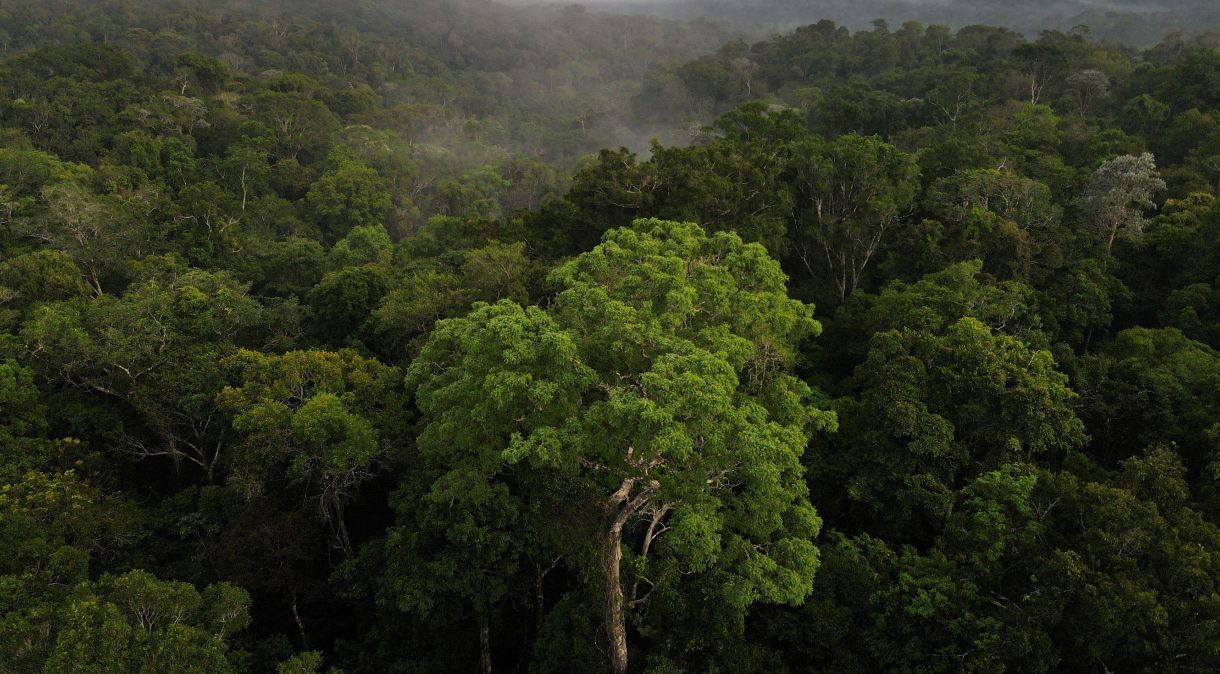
(581, 0, 1220, 44)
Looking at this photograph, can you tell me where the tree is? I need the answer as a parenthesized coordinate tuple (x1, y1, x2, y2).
(1065, 69, 1110, 115)
(30, 182, 155, 296)
(306, 264, 390, 344)
(398, 219, 835, 673)
(650, 133, 795, 252)
(1031, 457, 1220, 671)
(533, 148, 658, 255)
(236, 236, 326, 299)
(329, 224, 392, 269)
(1121, 94, 1170, 139)
(1012, 39, 1070, 105)
(825, 260, 1046, 372)
(218, 348, 404, 558)
(173, 52, 228, 96)
(1078, 153, 1166, 260)
(41, 570, 250, 674)
(0, 250, 89, 315)
(20, 266, 280, 482)
(369, 269, 469, 359)
(306, 159, 392, 244)
(925, 169, 1063, 282)
(791, 134, 919, 301)
(174, 181, 241, 267)
(1076, 327, 1220, 469)
(0, 467, 143, 671)
(0, 358, 51, 471)
(245, 90, 340, 163)
(816, 309, 1084, 543)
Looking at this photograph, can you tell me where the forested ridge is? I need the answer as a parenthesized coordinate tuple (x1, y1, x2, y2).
(2, 1, 1220, 672)
(597, 0, 1220, 48)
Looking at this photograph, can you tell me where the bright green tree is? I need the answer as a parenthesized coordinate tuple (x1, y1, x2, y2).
(397, 219, 834, 673)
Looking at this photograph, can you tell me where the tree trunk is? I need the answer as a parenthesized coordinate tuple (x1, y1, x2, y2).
(535, 559, 558, 636)
(291, 596, 309, 650)
(602, 475, 656, 674)
(478, 607, 493, 674)
(605, 521, 629, 674)
(335, 508, 355, 560)
(1105, 225, 1118, 264)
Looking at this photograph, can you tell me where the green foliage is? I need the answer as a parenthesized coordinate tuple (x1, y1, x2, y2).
(791, 133, 920, 298)
(20, 266, 289, 482)
(1077, 327, 1220, 469)
(393, 219, 833, 671)
(0, 467, 145, 672)
(277, 651, 324, 674)
(306, 160, 392, 244)
(0, 5, 1218, 672)
(1078, 152, 1167, 257)
(924, 168, 1063, 282)
(39, 570, 249, 674)
(329, 225, 392, 270)
(219, 348, 403, 556)
(0, 359, 54, 473)
(816, 315, 1084, 542)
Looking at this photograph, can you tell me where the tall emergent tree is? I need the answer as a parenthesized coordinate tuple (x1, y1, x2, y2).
(1078, 153, 1166, 259)
(397, 219, 835, 673)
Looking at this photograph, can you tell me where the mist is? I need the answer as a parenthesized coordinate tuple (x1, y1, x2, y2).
(5, 0, 1220, 672)
(522, 0, 1220, 44)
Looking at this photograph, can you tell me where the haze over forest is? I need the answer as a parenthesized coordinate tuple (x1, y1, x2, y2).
(2, 0, 1220, 673)
(570, 0, 1220, 45)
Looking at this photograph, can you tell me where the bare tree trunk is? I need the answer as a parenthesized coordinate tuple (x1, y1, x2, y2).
(1105, 225, 1118, 264)
(87, 271, 104, 297)
(605, 520, 629, 674)
(478, 607, 493, 674)
(239, 164, 249, 212)
(291, 596, 309, 650)
(594, 466, 667, 674)
(535, 558, 559, 636)
(603, 477, 656, 674)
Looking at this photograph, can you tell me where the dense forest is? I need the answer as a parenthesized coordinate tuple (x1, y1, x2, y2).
(597, 0, 1220, 47)
(2, 0, 1220, 672)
